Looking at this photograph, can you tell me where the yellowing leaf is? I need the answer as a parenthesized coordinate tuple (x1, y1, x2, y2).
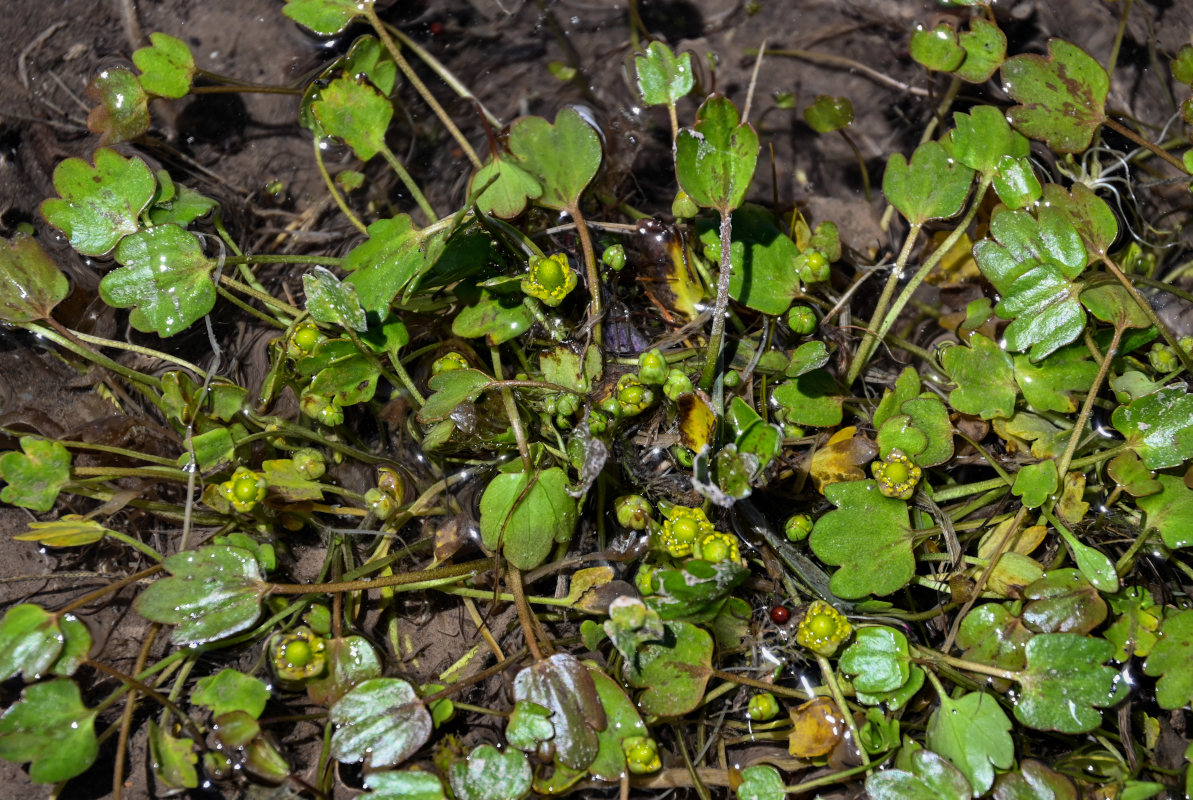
(15, 516, 112, 548)
(809, 426, 878, 494)
(788, 697, 844, 757)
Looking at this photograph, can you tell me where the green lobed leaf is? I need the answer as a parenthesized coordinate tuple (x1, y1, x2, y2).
(133, 545, 268, 645)
(312, 76, 393, 161)
(1014, 633, 1126, 733)
(513, 653, 605, 771)
(508, 108, 602, 211)
(41, 148, 155, 257)
(330, 678, 432, 769)
(973, 204, 1086, 294)
(877, 395, 954, 467)
(1011, 460, 1058, 509)
(416, 368, 493, 424)
(625, 619, 713, 716)
(1143, 608, 1193, 709)
(85, 67, 150, 144)
(926, 691, 1015, 796)
(866, 749, 972, 800)
(955, 17, 1007, 83)
(1106, 451, 1162, 497)
(803, 95, 853, 133)
(283, 0, 369, 36)
(262, 458, 324, 502)
(771, 369, 843, 427)
(343, 216, 429, 316)
(147, 720, 198, 792)
(0, 678, 98, 783)
(648, 559, 749, 623)
(736, 764, 786, 800)
(1080, 284, 1152, 329)
(957, 603, 1033, 673)
(191, 669, 270, 718)
(1041, 183, 1117, 262)
(449, 744, 531, 800)
(699, 204, 802, 315)
(1105, 587, 1162, 661)
(992, 155, 1043, 209)
(635, 41, 694, 106)
(132, 32, 195, 98)
(786, 340, 830, 377)
(0, 233, 69, 324)
(838, 626, 911, 693)
(951, 106, 1028, 176)
(585, 666, 648, 781)
(882, 140, 975, 226)
(0, 604, 66, 681)
(0, 436, 71, 512)
(991, 759, 1078, 800)
(1022, 569, 1107, 634)
(1002, 39, 1109, 153)
(1137, 473, 1193, 549)
(675, 94, 759, 213)
(307, 636, 382, 707)
(1013, 347, 1097, 413)
(1111, 385, 1193, 469)
(479, 467, 578, 570)
(470, 155, 541, 219)
(451, 282, 534, 345)
(809, 479, 914, 599)
(103, 224, 215, 337)
(942, 334, 1017, 419)
(364, 771, 446, 800)
(995, 258, 1087, 361)
(49, 615, 91, 677)
(505, 701, 553, 753)
(910, 23, 965, 72)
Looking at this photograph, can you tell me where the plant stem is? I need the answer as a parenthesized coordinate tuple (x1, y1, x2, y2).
(568, 201, 604, 360)
(25, 322, 162, 391)
(57, 564, 163, 615)
(1103, 116, 1189, 175)
(386, 24, 501, 131)
(1056, 325, 1122, 480)
(508, 564, 544, 661)
(112, 624, 159, 800)
(63, 327, 208, 378)
(846, 223, 921, 385)
(218, 274, 302, 319)
(916, 646, 1018, 682)
(699, 208, 735, 396)
(364, 5, 482, 169)
(1099, 255, 1193, 374)
(816, 654, 870, 767)
(378, 143, 439, 223)
(491, 347, 532, 470)
(269, 557, 494, 595)
(88, 659, 204, 742)
(706, 668, 809, 700)
(785, 760, 882, 794)
(314, 137, 368, 235)
(756, 48, 930, 97)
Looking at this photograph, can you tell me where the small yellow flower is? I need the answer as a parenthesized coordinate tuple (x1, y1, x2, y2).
(693, 531, 741, 564)
(658, 505, 716, 557)
(270, 626, 327, 684)
(795, 600, 852, 657)
(521, 253, 577, 307)
(219, 467, 267, 513)
(872, 449, 922, 500)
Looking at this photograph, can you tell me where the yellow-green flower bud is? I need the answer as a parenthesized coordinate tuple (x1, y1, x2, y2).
(291, 448, 325, 480)
(693, 531, 741, 564)
(622, 736, 661, 774)
(521, 253, 577, 307)
(637, 349, 668, 385)
(872, 450, 922, 500)
(616, 374, 654, 416)
(663, 369, 694, 402)
(270, 626, 327, 685)
(432, 352, 470, 375)
(602, 244, 627, 271)
(786, 305, 817, 335)
(615, 495, 653, 530)
(747, 692, 780, 721)
(220, 467, 267, 513)
(290, 320, 322, 356)
(795, 600, 852, 657)
(659, 505, 716, 557)
(784, 513, 814, 542)
(797, 249, 830, 283)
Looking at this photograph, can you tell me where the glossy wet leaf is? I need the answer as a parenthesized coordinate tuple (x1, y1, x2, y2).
(0, 233, 69, 324)
(191, 669, 270, 718)
(942, 334, 1017, 419)
(625, 619, 713, 716)
(134, 545, 268, 645)
(1011, 460, 1057, 509)
(1080, 284, 1151, 329)
(648, 559, 749, 622)
(86, 67, 149, 144)
(48, 615, 90, 677)
(1106, 451, 1162, 497)
(330, 677, 432, 769)
(342, 216, 429, 316)
(449, 744, 531, 800)
(0, 678, 97, 783)
(926, 691, 1014, 796)
(737, 764, 785, 800)
(996, 258, 1088, 361)
(805, 426, 868, 491)
(866, 749, 972, 800)
(635, 41, 694, 106)
(1014, 633, 1126, 733)
(282, 0, 366, 34)
(955, 18, 1007, 83)
(307, 636, 382, 707)
(1002, 39, 1108, 153)
(15, 515, 112, 548)
(910, 24, 965, 72)
(1042, 183, 1117, 262)
(1022, 569, 1106, 634)
(1111, 386, 1193, 470)
(838, 626, 911, 693)
(992, 155, 1043, 209)
(479, 467, 577, 570)
(1143, 608, 1193, 709)
(262, 458, 324, 502)
(677, 391, 716, 452)
(1105, 587, 1162, 660)
(810, 479, 913, 599)
(508, 108, 602, 211)
(103, 224, 214, 337)
(451, 282, 534, 345)
(993, 411, 1067, 459)
(513, 653, 605, 770)
(958, 603, 1033, 673)
(41, 148, 155, 257)
(0, 604, 67, 681)
(951, 106, 1029, 177)
(297, 339, 380, 407)
(877, 395, 954, 467)
(785, 339, 830, 377)
(675, 94, 759, 213)
(803, 95, 853, 133)
(304, 267, 367, 332)
(132, 32, 194, 98)
(313, 76, 392, 161)
(147, 721, 198, 792)
(787, 696, 844, 757)
(417, 368, 492, 423)
(471, 156, 541, 219)
(856, 663, 925, 710)
(1137, 473, 1193, 550)
(364, 770, 446, 800)
(882, 140, 975, 226)
(699, 204, 801, 315)
(1013, 348, 1097, 413)
(505, 700, 553, 753)
(0, 436, 70, 512)
(992, 759, 1078, 800)
(586, 666, 648, 781)
(771, 369, 843, 427)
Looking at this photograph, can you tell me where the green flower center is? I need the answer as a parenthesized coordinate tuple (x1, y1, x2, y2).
(232, 475, 261, 503)
(282, 639, 312, 668)
(671, 517, 698, 543)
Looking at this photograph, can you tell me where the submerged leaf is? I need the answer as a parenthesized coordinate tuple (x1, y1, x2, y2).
(0, 234, 69, 324)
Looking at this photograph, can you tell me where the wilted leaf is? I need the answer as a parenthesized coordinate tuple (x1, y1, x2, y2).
(0, 233, 69, 324)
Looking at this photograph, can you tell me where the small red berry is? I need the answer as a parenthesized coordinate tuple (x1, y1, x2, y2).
(429, 21, 445, 36)
(770, 605, 791, 624)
